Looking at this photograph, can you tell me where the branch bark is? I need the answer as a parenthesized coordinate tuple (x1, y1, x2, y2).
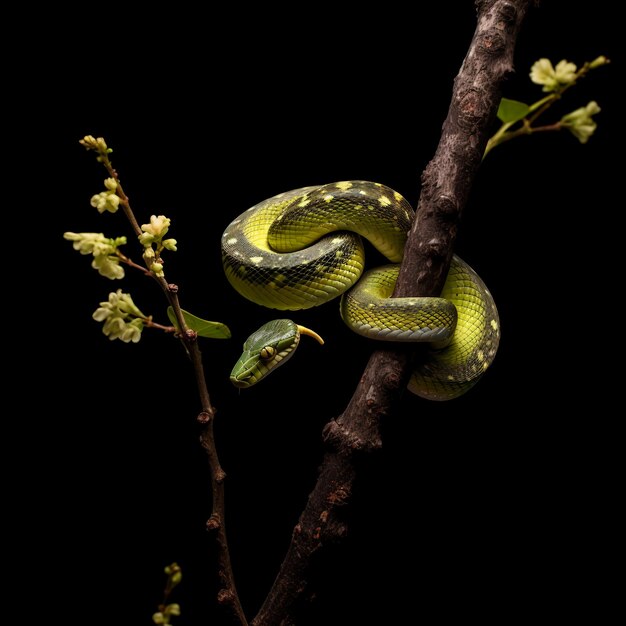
(252, 2, 532, 624)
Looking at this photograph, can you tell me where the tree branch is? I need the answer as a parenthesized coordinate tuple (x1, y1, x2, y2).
(82, 140, 248, 625)
(252, 2, 531, 624)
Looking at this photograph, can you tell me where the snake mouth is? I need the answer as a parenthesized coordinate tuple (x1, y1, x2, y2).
(230, 374, 253, 389)
(229, 340, 299, 389)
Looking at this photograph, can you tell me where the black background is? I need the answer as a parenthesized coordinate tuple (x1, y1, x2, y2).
(24, 3, 619, 624)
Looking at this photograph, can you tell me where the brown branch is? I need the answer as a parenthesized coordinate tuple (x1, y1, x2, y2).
(160, 283, 248, 626)
(86, 144, 248, 625)
(252, 1, 532, 624)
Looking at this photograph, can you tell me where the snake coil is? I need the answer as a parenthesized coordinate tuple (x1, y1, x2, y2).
(222, 181, 500, 400)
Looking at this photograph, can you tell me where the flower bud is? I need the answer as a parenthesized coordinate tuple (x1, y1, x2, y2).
(561, 101, 601, 144)
(589, 55, 609, 69)
(165, 603, 181, 616)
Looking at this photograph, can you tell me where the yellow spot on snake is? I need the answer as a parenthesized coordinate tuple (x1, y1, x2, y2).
(332, 237, 343, 244)
(394, 192, 404, 202)
(227, 238, 238, 245)
(359, 189, 368, 196)
(250, 256, 264, 264)
(490, 319, 499, 330)
(477, 350, 484, 362)
(335, 250, 343, 257)
(336, 181, 353, 191)
(378, 196, 392, 206)
(374, 182, 382, 187)
(483, 362, 489, 370)
(447, 375, 454, 381)
(323, 194, 334, 202)
(298, 196, 311, 207)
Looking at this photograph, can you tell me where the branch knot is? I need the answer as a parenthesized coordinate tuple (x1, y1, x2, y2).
(322, 420, 376, 452)
(197, 409, 215, 424)
(217, 588, 236, 605)
(480, 29, 506, 55)
(458, 89, 485, 128)
(497, 2, 518, 25)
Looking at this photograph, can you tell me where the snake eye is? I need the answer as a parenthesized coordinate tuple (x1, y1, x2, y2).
(260, 346, 276, 361)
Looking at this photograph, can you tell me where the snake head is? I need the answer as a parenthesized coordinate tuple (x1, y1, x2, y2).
(230, 319, 324, 388)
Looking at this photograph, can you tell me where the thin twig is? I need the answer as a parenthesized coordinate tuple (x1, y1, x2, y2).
(95, 150, 248, 626)
(116, 250, 155, 276)
(252, 1, 532, 624)
(142, 318, 176, 333)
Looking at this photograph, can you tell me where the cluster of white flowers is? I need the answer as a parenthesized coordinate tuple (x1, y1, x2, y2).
(530, 58, 577, 93)
(63, 232, 127, 279)
(92, 290, 146, 343)
(561, 101, 602, 144)
(529, 57, 605, 144)
(70, 136, 182, 347)
(139, 215, 177, 278)
(90, 178, 121, 214)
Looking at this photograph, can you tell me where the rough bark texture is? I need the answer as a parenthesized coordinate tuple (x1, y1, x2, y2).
(252, 2, 531, 624)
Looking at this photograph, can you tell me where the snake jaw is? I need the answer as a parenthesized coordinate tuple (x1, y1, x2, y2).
(229, 340, 299, 388)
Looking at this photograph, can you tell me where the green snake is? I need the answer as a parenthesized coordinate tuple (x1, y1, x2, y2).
(222, 181, 500, 400)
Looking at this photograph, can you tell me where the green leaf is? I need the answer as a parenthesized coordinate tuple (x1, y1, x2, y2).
(167, 306, 231, 339)
(497, 98, 530, 124)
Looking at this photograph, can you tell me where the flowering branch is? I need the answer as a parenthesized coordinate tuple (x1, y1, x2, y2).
(67, 137, 247, 625)
(484, 55, 609, 156)
(79, 136, 142, 236)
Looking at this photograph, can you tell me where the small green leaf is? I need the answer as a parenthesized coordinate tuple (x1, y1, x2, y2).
(497, 98, 530, 124)
(167, 307, 231, 339)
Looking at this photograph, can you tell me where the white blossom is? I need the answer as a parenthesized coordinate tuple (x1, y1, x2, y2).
(530, 58, 577, 92)
(63, 232, 127, 279)
(92, 290, 145, 343)
(561, 101, 601, 144)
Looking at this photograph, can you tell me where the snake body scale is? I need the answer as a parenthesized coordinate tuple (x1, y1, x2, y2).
(222, 181, 500, 400)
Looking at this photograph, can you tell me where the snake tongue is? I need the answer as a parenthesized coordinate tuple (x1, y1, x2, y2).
(296, 325, 325, 345)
